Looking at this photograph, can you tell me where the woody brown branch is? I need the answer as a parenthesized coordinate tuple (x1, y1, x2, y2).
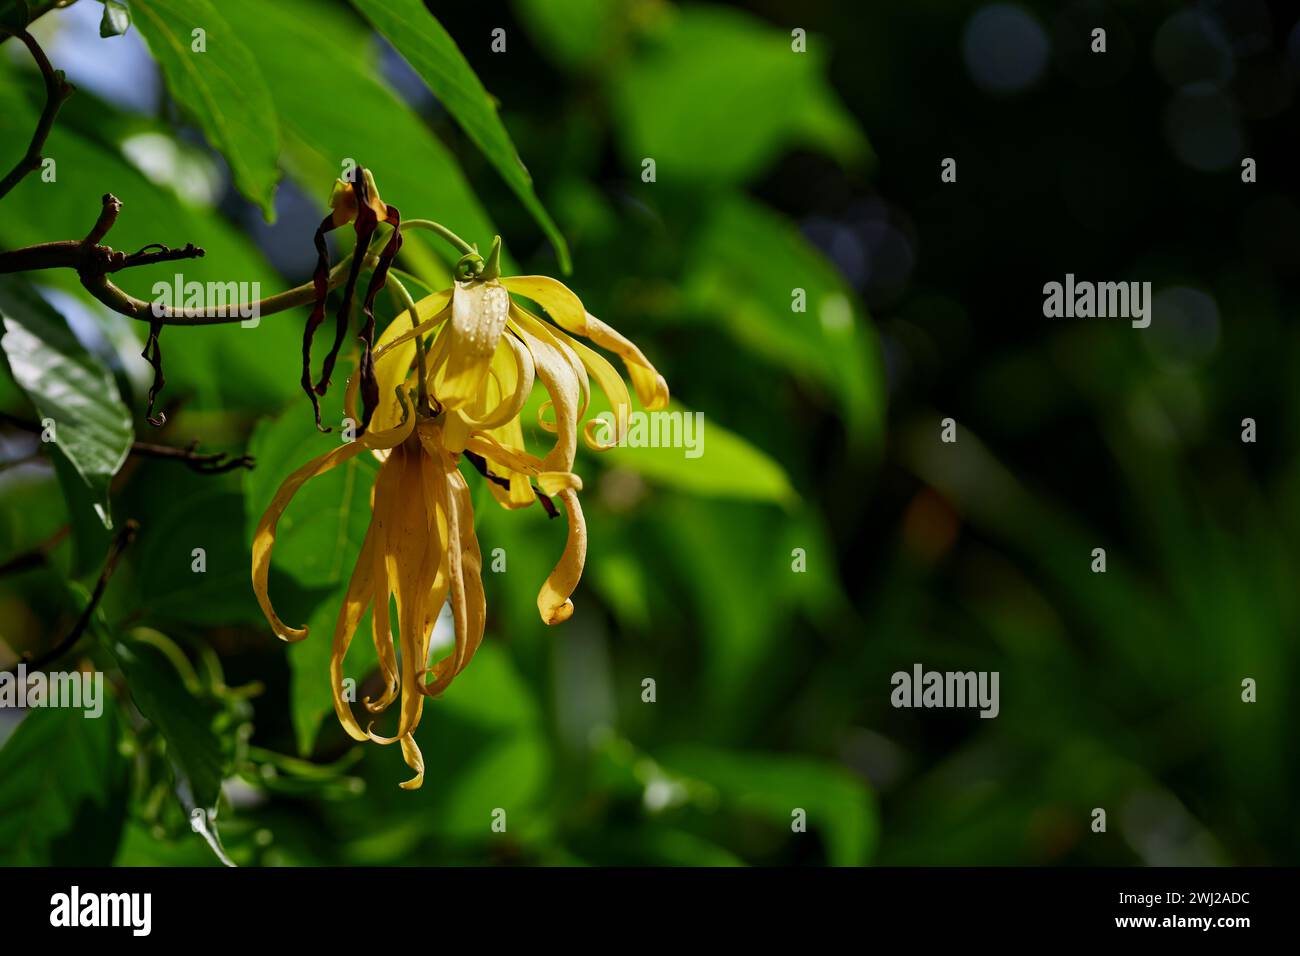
(0, 28, 73, 201)
(0, 195, 380, 326)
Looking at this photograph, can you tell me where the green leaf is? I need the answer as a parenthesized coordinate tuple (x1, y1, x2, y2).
(99, 0, 131, 37)
(0, 278, 134, 528)
(659, 745, 878, 866)
(350, 0, 571, 271)
(131, 484, 260, 625)
(686, 194, 885, 446)
(0, 703, 129, 865)
(223, 0, 498, 266)
(606, 400, 796, 503)
(107, 629, 232, 863)
(612, 7, 869, 184)
(131, 0, 280, 218)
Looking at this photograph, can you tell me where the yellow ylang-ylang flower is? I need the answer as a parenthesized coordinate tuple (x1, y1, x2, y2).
(252, 185, 668, 789)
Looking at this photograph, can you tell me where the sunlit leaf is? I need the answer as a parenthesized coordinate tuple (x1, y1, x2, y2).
(0, 278, 133, 528)
(223, 0, 498, 269)
(131, 0, 280, 217)
(350, 0, 570, 271)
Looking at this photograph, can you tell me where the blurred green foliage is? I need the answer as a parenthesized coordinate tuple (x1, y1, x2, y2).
(0, 0, 880, 867)
(1, 0, 1289, 868)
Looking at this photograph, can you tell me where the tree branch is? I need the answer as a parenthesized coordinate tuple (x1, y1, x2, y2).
(0, 525, 69, 578)
(0, 411, 255, 474)
(0, 194, 381, 325)
(0, 518, 138, 675)
(129, 439, 255, 474)
(0, 28, 74, 202)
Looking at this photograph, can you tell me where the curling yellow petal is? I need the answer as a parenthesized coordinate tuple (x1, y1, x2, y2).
(537, 488, 587, 626)
(398, 733, 425, 791)
(552, 328, 633, 451)
(418, 447, 485, 696)
(363, 481, 399, 715)
(503, 275, 669, 409)
(430, 279, 510, 410)
(453, 331, 535, 433)
(366, 443, 436, 747)
(507, 307, 583, 472)
(328, 515, 381, 743)
(482, 417, 537, 510)
(251, 440, 368, 642)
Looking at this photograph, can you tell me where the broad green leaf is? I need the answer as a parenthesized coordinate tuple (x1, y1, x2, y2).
(131, 483, 260, 625)
(687, 194, 885, 447)
(107, 629, 231, 863)
(350, 0, 571, 271)
(612, 7, 869, 184)
(659, 745, 878, 866)
(0, 72, 301, 412)
(0, 703, 129, 865)
(99, 0, 131, 37)
(602, 399, 796, 503)
(132, 0, 280, 217)
(0, 278, 133, 528)
(223, 0, 498, 261)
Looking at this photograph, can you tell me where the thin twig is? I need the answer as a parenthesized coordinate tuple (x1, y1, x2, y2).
(0, 29, 74, 201)
(0, 194, 384, 326)
(0, 525, 69, 578)
(0, 412, 255, 473)
(129, 439, 255, 474)
(1, 518, 138, 675)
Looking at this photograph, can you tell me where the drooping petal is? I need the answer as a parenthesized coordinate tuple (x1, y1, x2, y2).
(553, 328, 634, 451)
(398, 733, 425, 791)
(503, 275, 669, 409)
(328, 501, 383, 743)
(482, 416, 537, 510)
(251, 399, 412, 643)
(417, 438, 485, 697)
(464, 432, 582, 495)
(537, 488, 587, 626)
(251, 441, 368, 642)
(363, 480, 399, 715)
